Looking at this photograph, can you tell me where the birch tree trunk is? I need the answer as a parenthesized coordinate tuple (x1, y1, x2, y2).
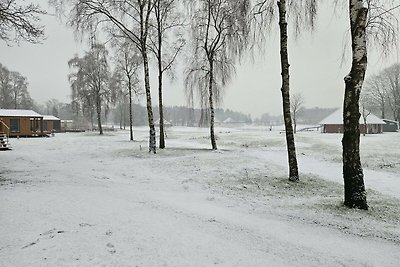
(293, 114, 297, 134)
(156, 1, 165, 149)
(142, 47, 157, 153)
(123, 97, 126, 130)
(119, 105, 123, 129)
(158, 47, 165, 149)
(128, 77, 134, 141)
(90, 110, 94, 130)
(208, 60, 217, 150)
(277, 0, 299, 182)
(96, 95, 103, 135)
(342, 0, 368, 210)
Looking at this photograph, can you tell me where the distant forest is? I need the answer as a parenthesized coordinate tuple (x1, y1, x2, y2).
(37, 99, 337, 128)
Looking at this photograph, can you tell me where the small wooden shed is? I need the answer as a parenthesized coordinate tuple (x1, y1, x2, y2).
(42, 115, 61, 133)
(0, 109, 44, 137)
(319, 109, 385, 134)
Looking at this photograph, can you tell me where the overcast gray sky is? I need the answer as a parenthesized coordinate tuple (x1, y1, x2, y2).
(0, 1, 398, 118)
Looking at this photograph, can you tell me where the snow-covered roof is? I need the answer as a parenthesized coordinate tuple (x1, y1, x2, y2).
(156, 119, 172, 126)
(382, 119, 399, 124)
(43, 115, 60, 121)
(0, 109, 42, 118)
(319, 109, 385, 125)
(223, 117, 233, 123)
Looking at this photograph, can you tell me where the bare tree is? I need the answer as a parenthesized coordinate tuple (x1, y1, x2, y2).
(45, 99, 61, 116)
(360, 94, 371, 136)
(109, 69, 126, 129)
(185, 0, 251, 150)
(0, 63, 33, 109)
(68, 44, 111, 135)
(382, 63, 400, 122)
(70, 73, 96, 129)
(364, 63, 400, 122)
(254, 0, 318, 182)
(364, 73, 388, 119)
(9, 71, 28, 109)
(114, 41, 142, 141)
(0, 64, 12, 108)
(0, 0, 46, 44)
(341, 0, 399, 210)
(149, 0, 185, 149)
(290, 92, 305, 134)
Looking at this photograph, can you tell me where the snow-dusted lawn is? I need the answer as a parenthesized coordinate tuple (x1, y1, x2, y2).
(1, 126, 399, 266)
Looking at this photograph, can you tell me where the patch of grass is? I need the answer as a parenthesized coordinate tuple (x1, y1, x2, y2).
(208, 168, 400, 245)
(114, 146, 217, 159)
(83, 132, 116, 137)
(0, 176, 28, 186)
(0, 176, 11, 185)
(266, 175, 342, 198)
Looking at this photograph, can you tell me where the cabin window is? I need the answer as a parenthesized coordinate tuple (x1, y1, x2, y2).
(43, 121, 48, 131)
(10, 119, 20, 133)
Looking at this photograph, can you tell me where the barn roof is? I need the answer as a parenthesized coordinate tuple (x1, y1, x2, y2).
(43, 115, 60, 121)
(319, 109, 385, 125)
(0, 109, 42, 118)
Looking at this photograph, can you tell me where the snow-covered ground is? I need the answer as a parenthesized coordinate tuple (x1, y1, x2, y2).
(1, 126, 399, 266)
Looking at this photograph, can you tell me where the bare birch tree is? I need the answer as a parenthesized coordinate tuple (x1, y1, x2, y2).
(109, 69, 126, 129)
(254, 0, 318, 182)
(382, 63, 400, 122)
(68, 44, 111, 135)
(290, 92, 304, 134)
(114, 41, 142, 141)
(149, 0, 185, 149)
(360, 94, 371, 136)
(341, 0, 399, 209)
(364, 63, 400, 122)
(185, 0, 251, 150)
(0, 0, 46, 44)
(364, 73, 388, 119)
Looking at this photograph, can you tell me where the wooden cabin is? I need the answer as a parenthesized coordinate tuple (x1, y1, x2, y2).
(319, 109, 385, 134)
(42, 115, 61, 134)
(0, 109, 44, 137)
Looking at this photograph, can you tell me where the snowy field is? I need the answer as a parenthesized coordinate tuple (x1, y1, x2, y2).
(1, 126, 400, 266)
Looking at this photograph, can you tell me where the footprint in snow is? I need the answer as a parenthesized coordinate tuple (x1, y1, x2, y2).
(106, 242, 116, 254)
(79, 223, 94, 227)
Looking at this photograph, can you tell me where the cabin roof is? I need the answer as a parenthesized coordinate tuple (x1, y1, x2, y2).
(382, 119, 399, 124)
(43, 115, 60, 121)
(319, 109, 385, 125)
(0, 109, 42, 118)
